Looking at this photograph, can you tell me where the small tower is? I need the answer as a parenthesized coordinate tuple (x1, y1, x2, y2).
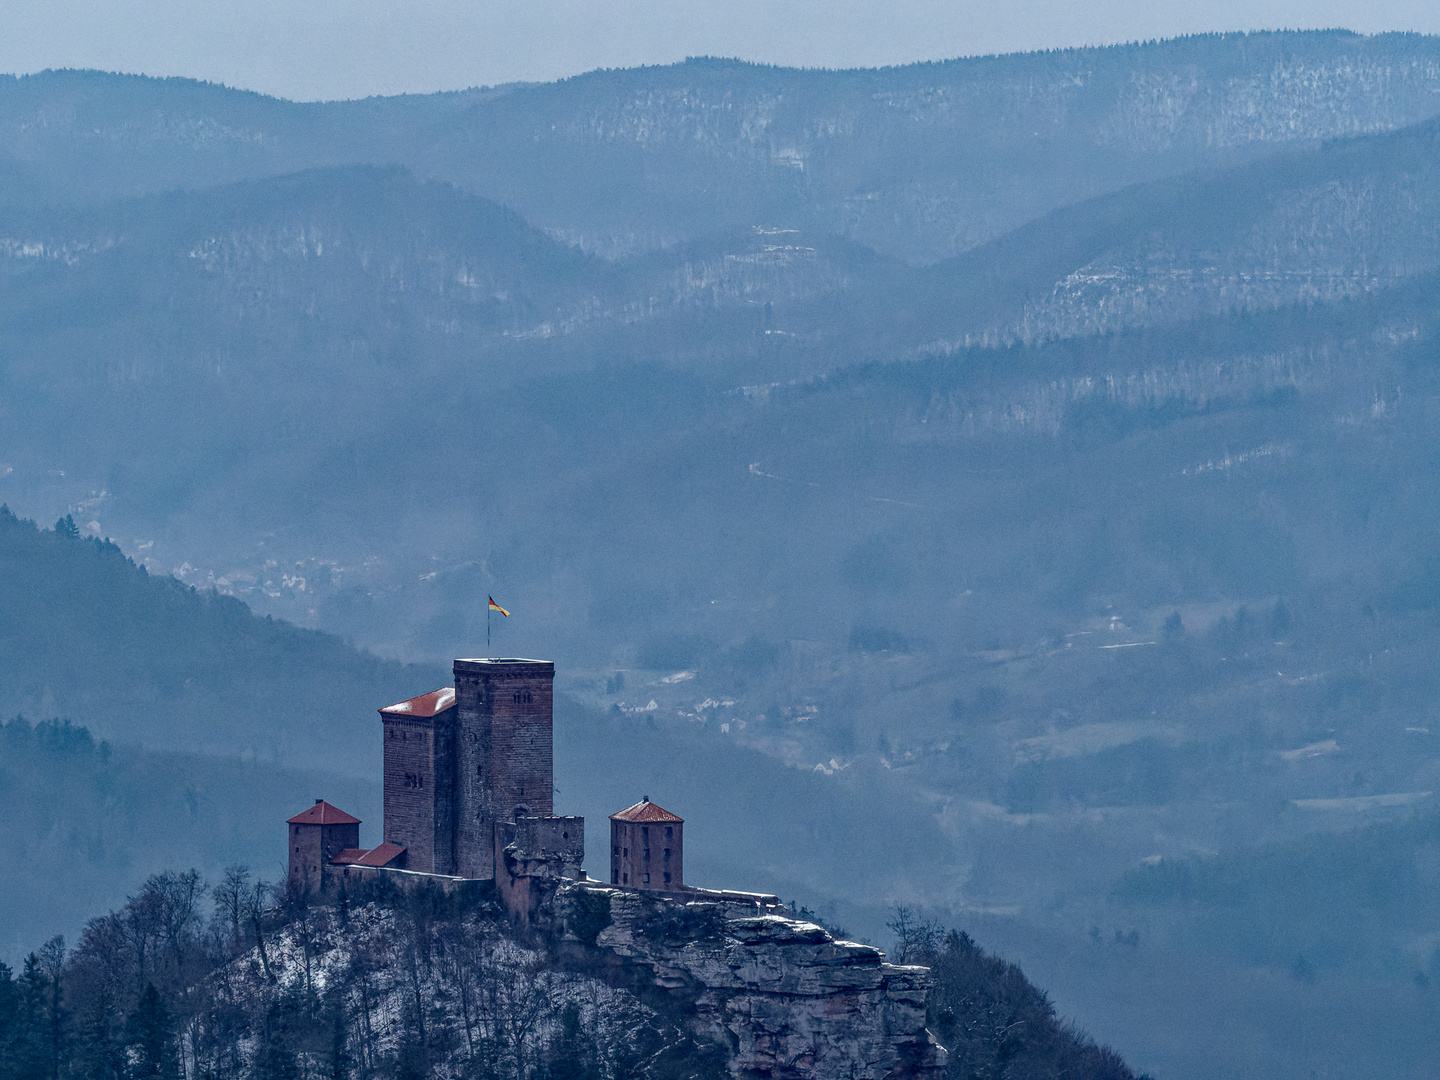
(609, 797, 683, 890)
(379, 686, 458, 874)
(287, 800, 360, 896)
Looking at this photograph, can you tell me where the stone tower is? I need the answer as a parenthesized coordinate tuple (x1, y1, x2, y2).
(378, 687, 457, 874)
(287, 800, 360, 896)
(610, 797, 683, 890)
(453, 658, 556, 879)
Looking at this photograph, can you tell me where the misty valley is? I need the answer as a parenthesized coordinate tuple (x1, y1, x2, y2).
(3, 28, 1440, 1080)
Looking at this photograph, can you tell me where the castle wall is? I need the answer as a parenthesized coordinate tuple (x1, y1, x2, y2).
(381, 711, 456, 874)
(453, 659, 555, 879)
(494, 815, 586, 923)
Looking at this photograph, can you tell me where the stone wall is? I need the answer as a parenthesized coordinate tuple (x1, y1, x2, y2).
(548, 882, 946, 1080)
(611, 817, 683, 889)
(495, 815, 586, 922)
(289, 820, 359, 897)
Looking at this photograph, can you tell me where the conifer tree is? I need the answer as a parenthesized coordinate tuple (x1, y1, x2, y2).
(124, 984, 177, 1080)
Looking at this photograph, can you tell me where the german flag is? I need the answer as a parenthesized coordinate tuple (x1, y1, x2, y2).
(488, 596, 510, 617)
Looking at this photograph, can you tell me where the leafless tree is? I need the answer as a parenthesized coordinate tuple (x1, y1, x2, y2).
(213, 865, 251, 955)
(887, 905, 943, 965)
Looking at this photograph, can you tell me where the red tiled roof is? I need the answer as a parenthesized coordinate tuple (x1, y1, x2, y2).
(287, 800, 361, 826)
(610, 798, 683, 823)
(355, 842, 406, 867)
(380, 687, 456, 717)
(331, 849, 368, 865)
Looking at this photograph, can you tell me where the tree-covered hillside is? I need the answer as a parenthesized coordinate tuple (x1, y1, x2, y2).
(0, 713, 379, 964)
(0, 507, 445, 770)
(3, 32, 1439, 259)
(0, 876, 1142, 1080)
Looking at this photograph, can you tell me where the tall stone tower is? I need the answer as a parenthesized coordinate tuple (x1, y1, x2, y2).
(453, 658, 555, 879)
(378, 687, 458, 874)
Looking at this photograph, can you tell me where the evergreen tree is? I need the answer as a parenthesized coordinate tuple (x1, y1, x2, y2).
(12, 955, 57, 1080)
(250, 1001, 302, 1080)
(0, 962, 24, 1080)
(544, 1002, 598, 1080)
(124, 985, 177, 1080)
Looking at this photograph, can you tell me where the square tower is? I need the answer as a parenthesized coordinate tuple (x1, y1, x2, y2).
(453, 658, 555, 879)
(610, 797, 683, 890)
(287, 800, 361, 896)
(378, 687, 458, 874)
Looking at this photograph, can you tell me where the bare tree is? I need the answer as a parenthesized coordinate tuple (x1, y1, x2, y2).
(887, 905, 943, 965)
(246, 879, 277, 984)
(213, 865, 251, 955)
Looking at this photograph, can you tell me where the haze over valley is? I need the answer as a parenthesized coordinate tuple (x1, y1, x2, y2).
(3, 30, 1440, 1080)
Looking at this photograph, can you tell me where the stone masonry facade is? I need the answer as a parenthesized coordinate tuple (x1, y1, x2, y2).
(454, 658, 556, 879)
(380, 703, 457, 874)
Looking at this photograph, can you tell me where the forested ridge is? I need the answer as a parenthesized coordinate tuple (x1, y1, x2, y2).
(0, 506, 444, 771)
(0, 875, 1142, 1080)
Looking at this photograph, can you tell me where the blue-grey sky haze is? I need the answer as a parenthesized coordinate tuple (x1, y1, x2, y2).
(2, 1, 1437, 102)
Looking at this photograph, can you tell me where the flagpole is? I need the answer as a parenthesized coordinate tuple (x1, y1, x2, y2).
(487, 605, 491, 654)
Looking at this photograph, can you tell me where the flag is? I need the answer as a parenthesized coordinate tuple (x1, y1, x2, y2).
(488, 596, 510, 617)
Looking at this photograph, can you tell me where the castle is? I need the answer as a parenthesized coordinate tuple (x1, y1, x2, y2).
(287, 656, 760, 914)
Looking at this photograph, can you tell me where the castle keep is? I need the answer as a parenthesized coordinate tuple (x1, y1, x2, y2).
(288, 655, 766, 915)
(372, 659, 567, 879)
(277, 659, 950, 1079)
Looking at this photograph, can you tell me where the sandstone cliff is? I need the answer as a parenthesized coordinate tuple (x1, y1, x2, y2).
(549, 883, 946, 1079)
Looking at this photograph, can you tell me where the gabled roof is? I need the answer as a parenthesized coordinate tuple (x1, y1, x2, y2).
(610, 797, 683, 823)
(330, 843, 407, 868)
(287, 800, 361, 826)
(379, 687, 456, 718)
(355, 842, 407, 867)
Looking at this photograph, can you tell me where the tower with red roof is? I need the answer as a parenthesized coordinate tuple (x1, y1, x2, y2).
(609, 797, 684, 890)
(287, 800, 361, 896)
(378, 686, 458, 874)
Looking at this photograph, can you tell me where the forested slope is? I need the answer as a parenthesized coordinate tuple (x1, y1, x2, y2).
(0, 875, 1143, 1080)
(0, 507, 445, 770)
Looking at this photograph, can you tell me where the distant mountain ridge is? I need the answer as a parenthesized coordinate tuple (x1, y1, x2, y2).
(4, 32, 1440, 1080)
(4, 31, 1439, 260)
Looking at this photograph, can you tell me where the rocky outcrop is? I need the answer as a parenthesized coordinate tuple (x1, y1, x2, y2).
(549, 883, 946, 1080)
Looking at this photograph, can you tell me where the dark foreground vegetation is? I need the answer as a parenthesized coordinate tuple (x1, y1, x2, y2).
(890, 910, 1138, 1080)
(0, 874, 1138, 1080)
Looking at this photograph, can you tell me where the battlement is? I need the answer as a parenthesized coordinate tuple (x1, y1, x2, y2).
(453, 658, 554, 674)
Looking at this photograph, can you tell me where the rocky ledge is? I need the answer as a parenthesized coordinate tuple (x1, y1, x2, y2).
(547, 882, 947, 1080)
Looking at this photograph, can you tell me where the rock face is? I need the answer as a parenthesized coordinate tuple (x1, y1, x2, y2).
(550, 883, 946, 1080)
